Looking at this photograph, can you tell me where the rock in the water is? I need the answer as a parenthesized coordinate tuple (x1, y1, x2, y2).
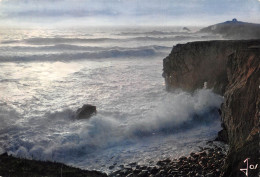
(75, 104, 97, 119)
(183, 27, 191, 31)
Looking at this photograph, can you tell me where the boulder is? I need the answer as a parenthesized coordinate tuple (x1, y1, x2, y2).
(183, 27, 191, 31)
(75, 104, 96, 119)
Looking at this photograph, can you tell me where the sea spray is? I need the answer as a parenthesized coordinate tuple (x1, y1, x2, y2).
(0, 27, 222, 171)
(5, 89, 222, 164)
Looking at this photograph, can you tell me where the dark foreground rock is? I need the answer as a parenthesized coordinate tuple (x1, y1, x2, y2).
(110, 146, 226, 177)
(163, 40, 260, 176)
(75, 104, 97, 119)
(0, 153, 107, 177)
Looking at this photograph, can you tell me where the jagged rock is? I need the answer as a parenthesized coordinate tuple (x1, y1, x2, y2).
(183, 27, 191, 31)
(75, 104, 96, 119)
(163, 40, 260, 94)
(162, 40, 260, 177)
(221, 47, 260, 177)
(126, 173, 133, 177)
(109, 165, 115, 170)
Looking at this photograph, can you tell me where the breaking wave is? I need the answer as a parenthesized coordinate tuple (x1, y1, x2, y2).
(1, 36, 199, 45)
(115, 31, 190, 36)
(0, 44, 171, 52)
(2, 89, 223, 162)
(0, 48, 163, 62)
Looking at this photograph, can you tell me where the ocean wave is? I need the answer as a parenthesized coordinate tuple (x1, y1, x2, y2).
(0, 44, 172, 52)
(115, 31, 190, 36)
(4, 89, 223, 161)
(24, 37, 117, 45)
(1, 35, 198, 45)
(0, 48, 163, 62)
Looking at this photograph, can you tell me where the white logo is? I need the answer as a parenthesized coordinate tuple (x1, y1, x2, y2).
(240, 158, 258, 177)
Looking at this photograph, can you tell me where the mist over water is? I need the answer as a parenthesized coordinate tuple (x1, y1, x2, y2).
(0, 27, 223, 172)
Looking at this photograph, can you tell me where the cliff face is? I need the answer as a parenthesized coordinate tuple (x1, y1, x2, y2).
(163, 40, 260, 177)
(221, 48, 259, 177)
(163, 40, 260, 94)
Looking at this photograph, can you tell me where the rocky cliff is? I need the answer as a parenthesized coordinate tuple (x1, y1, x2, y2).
(163, 40, 260, 177)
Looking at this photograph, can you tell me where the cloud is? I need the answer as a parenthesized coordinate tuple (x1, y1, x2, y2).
(0, 0, 259, 26)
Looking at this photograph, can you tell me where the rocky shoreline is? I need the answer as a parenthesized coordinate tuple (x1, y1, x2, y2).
(109, 142, 227, 177)
(0, 153, 107, 177)
(0, 140, 227, 177)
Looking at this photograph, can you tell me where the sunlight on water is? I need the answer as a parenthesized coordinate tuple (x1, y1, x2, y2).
(0, 27, 223, 172)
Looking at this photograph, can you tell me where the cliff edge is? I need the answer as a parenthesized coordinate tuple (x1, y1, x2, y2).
(163, 40, 260, 177)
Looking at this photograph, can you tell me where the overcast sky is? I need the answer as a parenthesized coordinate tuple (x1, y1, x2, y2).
(0, 0, 259, 27)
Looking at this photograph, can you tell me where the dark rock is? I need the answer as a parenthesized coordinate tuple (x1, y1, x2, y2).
(139, 166, 147, 170)
(150, 167, 159, 175)
(215, 128, 228, 143)
(183, 27, 191, 32)
(75, 104, 97, 119)
(137, 170, 148, 177)
(163, 40, 259, 94)
(119, 169, 128, 176)
(199, 151, 207, 157)
(135, 165, 140, 169)
(124, 166, 132, 172)
(179, 156, 187, 161)
(126, 173, 133, 177)
(205, 172, 214, 177)
(163, 40, 260, 177)
(128, 162, 137, 167)
(109, 165, 115, 170)
(133, 169, 141, 174)
(156, 160, 164, 166)
(157, 170, 165, 176)
(0, 153, 107, 177)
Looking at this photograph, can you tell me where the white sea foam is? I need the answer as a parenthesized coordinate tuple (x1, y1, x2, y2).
(0, 27, 223, 172)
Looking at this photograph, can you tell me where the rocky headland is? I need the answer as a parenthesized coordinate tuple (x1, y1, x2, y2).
(199, 19, 260, 39)
(163, 40, 260, 177)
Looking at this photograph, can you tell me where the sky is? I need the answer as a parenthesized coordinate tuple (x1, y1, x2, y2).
(0, 0, 259, 27)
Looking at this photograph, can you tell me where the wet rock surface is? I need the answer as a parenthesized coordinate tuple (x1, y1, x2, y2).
(163, 40, 260, 95)
(163, 40, 260, 177)
(0, 153, 107, 177)
(109, 146, 226, 177)
(75, 104, 97, 119)
(220, 48, 260, 177)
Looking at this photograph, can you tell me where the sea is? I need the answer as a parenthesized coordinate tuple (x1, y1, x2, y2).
(0, 26, 225, 173)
